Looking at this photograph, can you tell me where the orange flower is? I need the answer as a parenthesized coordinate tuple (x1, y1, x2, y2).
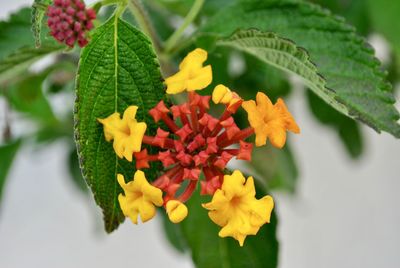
(242, 92, 299, 148)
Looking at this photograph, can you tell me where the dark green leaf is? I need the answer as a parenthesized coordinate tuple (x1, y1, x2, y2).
(307, 90, 363, 158)
(198, 0, 400, 138)
(0, 139, 22, 205)
(163, 185, 279, 268)
(74, 16, 165, 232)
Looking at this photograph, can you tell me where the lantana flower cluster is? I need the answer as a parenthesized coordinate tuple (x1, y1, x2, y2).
(47, 0, 96, 48)
(98, 48, 300, 246)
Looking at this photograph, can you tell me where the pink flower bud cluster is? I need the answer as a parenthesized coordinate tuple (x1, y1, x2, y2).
(47, 0, 96, 48)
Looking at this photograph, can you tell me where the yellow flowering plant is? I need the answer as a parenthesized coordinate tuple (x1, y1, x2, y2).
(1, 0, 400, 267)
(98, 48, 298, 246)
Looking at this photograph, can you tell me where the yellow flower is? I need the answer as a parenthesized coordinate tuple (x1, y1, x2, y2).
(98, 106, 147, 162)
(166, 200, 188, 223)
(165, 48, 212, 94)
(202, 170, 274, 246)
(242, 92, 300, 148)
(212, 84, 242, 108)
(118, 170, 164, 224)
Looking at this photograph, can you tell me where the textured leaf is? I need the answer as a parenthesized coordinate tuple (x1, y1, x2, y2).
(74, 16, 165, 232)
(307, 90, 363, 158)
(0, 44, 63, 84)
(32, 0, 52, 48)
(162, 185, 279, 268)
(198, 0, 400, 138)
(0, 140, 21, 206)
(219, 30, 316, 100)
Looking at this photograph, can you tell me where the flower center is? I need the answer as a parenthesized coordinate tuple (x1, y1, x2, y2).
(230, 196, 243, 208)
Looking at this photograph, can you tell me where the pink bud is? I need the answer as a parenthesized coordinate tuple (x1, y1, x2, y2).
(55, 32, 65, 41)
(61, 0, 71, 8)
(66, 7, 75, 16)
(65, 36, 76, 47)
(86, 8, 96, 20)
(76, 11, 86, 21)
(75, 0, 85, 10)
(65, 29, 74, 37)
(54, 0, 63, 6)
(85, 21, 94, 30)
(73, 22, 82, 32)
(78, 37, 88, 47)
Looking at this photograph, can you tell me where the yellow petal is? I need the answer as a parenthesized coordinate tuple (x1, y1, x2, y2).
(276, 98, 300, 133)
(166, 200, 188, 223)
(212, 84, 233, 104)
(164, 48, 212, 94)
(123, 106, 138, 121)
(186, 65, 212, 91)
(179, 48, 208, 70)
(117, 171, 163, 224)
(268, 126, 286, 148)
(256, 92, 273, 111)
(202, 170, 275, 247)
(165, 70, 189, 94)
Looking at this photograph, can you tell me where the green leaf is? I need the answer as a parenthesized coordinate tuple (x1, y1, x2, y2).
(32, 0, 52, 48)
(307, 90, 363, 158)
(160, 212, 187, 253)
(0, 44, 64, 84)
(0, 8, 34, 60)
(0, 7, 63, 84)
(248, 144, 298, 192)
(198, 0, 400, 138)
(367, 0, 400, 59)
(218, 30, 326, 102)
(162, 185, 279, 268)
(5, 73, 57, 123)
(74, 15, 165, 232)
(309, 0, 371, 35)
(0, 140, 22, 206)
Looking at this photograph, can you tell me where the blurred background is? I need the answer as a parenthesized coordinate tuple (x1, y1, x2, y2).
(1, 1, 400, 268)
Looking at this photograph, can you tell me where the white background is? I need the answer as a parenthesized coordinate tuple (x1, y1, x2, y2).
(1, 1, 400, 268)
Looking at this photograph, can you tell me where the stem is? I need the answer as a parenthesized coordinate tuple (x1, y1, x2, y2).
(115, 1, 127, 18)
(164, 0, 204, 53)
(2, 100, 11, 142)
(128, 0, 162, 54)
